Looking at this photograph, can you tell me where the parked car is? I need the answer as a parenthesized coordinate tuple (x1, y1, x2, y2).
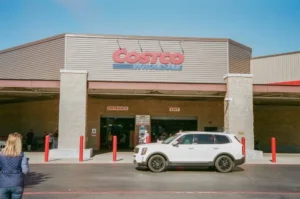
(133, 131, 245, 173)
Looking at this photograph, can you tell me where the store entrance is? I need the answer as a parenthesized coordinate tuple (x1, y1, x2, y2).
(100, 116, 135, 150)
(151, 116, 198, 142)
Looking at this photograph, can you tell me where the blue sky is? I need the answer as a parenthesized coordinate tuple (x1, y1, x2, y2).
(0, 0, 299, 56)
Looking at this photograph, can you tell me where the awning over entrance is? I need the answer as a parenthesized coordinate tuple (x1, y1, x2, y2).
(88, 81, 227, 98)
(1, 80, 300, 103)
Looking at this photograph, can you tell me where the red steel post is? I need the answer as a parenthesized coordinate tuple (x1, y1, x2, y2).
(44, 135, 50, 162)
(98, 132, 101, 150)
(79, 136, 84, 162)
(146, 135, 151, 143)
(271, 137, 276, 163)
(113, 136, 117, 161)
(133, 132, 137, 147)
(241, 137, 246, 158)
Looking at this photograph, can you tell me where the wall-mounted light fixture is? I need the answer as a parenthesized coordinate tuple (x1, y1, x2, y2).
(225, 97, 233, 101)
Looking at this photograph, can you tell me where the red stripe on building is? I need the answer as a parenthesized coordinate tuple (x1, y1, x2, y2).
(269, 80, 300, 86)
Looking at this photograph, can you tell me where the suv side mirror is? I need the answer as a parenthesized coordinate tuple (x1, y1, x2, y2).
(172, 140, 179, 146)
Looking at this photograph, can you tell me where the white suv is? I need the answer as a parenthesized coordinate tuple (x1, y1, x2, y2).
(133, 131, 245, 173)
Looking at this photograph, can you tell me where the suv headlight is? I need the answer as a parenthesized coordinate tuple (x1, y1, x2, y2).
(141, 148, 148, 155)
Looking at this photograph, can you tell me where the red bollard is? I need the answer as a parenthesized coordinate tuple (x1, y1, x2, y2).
(79, 136, 84, 162)
(98, 132, 101, 150)
(146, 135, 151, 143)
(271, 137, 276, 163)
(241, 137, 246, 158)
(44, 135, 50, 162)
(113, 136, 117, 162)
(133, 132, 137, 147)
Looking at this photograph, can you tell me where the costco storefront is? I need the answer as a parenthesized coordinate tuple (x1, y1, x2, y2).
(0, 33, 299, 159)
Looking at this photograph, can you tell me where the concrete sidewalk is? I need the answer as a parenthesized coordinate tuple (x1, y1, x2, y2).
(25, 151, 300, 165)
(246, 153, 300, 165)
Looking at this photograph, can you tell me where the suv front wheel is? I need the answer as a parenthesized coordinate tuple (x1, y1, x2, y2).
(147, 154, 167, 173)
(214, 155, 234, 173)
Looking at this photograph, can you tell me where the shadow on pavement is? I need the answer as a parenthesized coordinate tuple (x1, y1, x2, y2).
(93, 149, 133, 156)
(135, 166, 245, 173)
(24, 172, 51, 188)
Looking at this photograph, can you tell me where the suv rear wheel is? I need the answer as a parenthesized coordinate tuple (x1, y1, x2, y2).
(215, 155, 234, 173)
(147, 154, 166, 173)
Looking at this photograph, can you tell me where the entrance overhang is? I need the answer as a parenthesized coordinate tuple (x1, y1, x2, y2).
(88, 81, 227, 98)
(0, 80, 60, 89)
(0, 80, 59, 104)
(0, 80, 300, 100)
(253, 84, 300, 100)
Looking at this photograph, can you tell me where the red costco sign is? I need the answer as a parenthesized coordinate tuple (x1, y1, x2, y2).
(112, 48, 184, 71)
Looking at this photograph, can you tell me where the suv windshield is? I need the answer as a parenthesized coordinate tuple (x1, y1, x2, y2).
(162, 133, 181, 144)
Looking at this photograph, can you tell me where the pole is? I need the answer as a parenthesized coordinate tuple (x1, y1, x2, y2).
(146, 135, 151, 144)
(44, 135, 50, 162)
(271, 137, 276, 163)
(98, 132, 101, 150)
(79, 136, 84, 162)
(241, 137, 246, 158)
(133, 132, 137, 147)
(113, 136, 117, 162)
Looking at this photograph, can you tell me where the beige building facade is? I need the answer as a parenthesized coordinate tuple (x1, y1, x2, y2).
(0, 34, 299, 158)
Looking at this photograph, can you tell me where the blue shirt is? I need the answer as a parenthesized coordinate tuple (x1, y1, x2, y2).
(0, 152, 29, 187)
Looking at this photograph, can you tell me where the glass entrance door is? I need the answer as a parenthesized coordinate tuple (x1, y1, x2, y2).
(100, 117, 135, 150)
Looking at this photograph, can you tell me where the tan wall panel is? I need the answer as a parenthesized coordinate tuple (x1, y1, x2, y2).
(86, 98, 224, 149)
(251, 53, 300, 84)
(3, 98, 300, 152)
(229, 42, 251, 74)
(0, 37, 65, 80)
(254, 106, 300, 152)
(66, 36, 228, 83)
(0, 103, 22, 134)
(0, 100, 59, 137)
(0, 98, 224, 150)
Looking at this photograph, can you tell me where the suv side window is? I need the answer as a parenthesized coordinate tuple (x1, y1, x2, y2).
(195, 134, 215, 144)
(215, 135, 231, 144)
(176, 134, 194, 145)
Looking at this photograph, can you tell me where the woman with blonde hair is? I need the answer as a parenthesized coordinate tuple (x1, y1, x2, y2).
(0, 133, 29, 199)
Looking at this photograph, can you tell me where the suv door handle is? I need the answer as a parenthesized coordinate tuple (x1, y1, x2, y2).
(213, 147, 219, 150)
(188, 147, 194, 149)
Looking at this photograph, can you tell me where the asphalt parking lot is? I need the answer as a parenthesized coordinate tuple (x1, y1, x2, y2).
(23, 164, 300, 199)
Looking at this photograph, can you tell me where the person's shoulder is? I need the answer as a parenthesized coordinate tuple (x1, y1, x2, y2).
(19, 152, 26, 157)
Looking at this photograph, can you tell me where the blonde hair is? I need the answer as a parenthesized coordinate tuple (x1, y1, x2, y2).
(1, 133, 23, 157)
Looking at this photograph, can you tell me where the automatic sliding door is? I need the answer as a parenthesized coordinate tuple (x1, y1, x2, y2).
(151, 116, 197, 142)
(100, 116, 135, 149)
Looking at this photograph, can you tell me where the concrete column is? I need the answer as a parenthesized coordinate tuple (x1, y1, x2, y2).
(50, 69, 92, 159)
(224, 74, 254, 149)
